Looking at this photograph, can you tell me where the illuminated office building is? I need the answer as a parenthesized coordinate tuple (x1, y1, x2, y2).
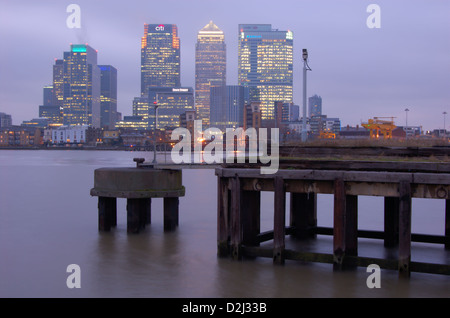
(52, 59, 64, 106)
(210, 85, 248, 131)
(141, 24, 180, 95)
(99, 65, 118, 129)
(127, 88, 194, 131)
(61, 44, 101, 128)
(308, 94, 322, 117)
(38, 59, 65, 124)
(115, 116, 149, 131)
(238, 24, 293, 122)
(39, 106, 62, 124)
(274, 101, 299, 126)
(39, 84, 63, 124)
(195, 21, 226, 127)
(148, 87, 194, 130)
(131, 97, 150, 129)
(43, 85, 54, 106)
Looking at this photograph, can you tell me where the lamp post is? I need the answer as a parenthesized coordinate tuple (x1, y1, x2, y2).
(405, 108, 409, 140)
(443, 111, 447, 138)
(302, 49, 312, 142)
(153, 100, 159, 164)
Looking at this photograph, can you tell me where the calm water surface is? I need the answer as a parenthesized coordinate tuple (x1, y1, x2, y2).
(0, 150, 449, 298)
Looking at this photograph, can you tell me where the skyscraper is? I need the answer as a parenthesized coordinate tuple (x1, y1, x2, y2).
(39, 84, 62, 124)
(38, 62, 63, 124)
(238, 24, 293, 122)
(43, 85, 54, 106)
(99, 65, 118, 129)
(308, 94, 322, 117)
(61, 44, 101, 128)
(52, 59, 64, 107)
(148, 87, 194, 130)
(131, 97, 150, 129)
(141, 24, 180, 95)
(210, 85, 248, 131)
(195, 21, 226, 127)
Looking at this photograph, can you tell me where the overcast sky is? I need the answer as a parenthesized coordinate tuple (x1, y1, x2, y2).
(0, 0, 449, 131)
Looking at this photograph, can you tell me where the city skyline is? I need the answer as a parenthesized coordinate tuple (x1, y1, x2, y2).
(1, 0, 449, 131)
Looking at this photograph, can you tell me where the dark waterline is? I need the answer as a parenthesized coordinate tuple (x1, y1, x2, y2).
(0, 150, 449, 298)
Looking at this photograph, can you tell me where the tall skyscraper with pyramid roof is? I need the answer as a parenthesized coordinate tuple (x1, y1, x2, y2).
(195, 21, 226, 127)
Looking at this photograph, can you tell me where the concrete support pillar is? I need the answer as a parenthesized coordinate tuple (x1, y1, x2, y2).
(164, 197, 179, 231)
(98, 197, 117, 231)
(127, 198, 149, 233)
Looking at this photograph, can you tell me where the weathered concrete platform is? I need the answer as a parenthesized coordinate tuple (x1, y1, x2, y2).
(90, 159, 185, 233)
(90, 167, 185, 198)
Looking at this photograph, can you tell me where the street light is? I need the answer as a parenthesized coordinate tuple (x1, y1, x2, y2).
(443, 111, 447, 138)
(153, 100, 159, 164)
(302, 49, 312, 142)
(405, 108, 409, 140)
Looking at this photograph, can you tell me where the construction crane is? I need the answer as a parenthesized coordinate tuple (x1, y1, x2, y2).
(361, 117, 396, 139)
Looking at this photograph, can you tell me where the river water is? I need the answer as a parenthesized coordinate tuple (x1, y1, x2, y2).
(0, 150, 449, 298)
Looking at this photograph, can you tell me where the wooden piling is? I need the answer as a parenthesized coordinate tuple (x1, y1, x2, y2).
(290, 192, 317, 239)
(144, 198, 151, 225)
(214, 164, 450, 277)
(384, 197, 399, 247)
(333, 178, 346, 269)
(163, 197, 179, 231)
(345, 195, 358, 259)
(217, 177, 230, 257)
(273, 176, 286, 265)
(398, 180, 412, 278)
(111, 198, 117, 227)
(230, 176, 242, 260)
(446, 199, 450, 250)
(242, 190, 261, 247)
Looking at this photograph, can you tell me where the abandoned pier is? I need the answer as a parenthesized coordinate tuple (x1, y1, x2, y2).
(90, 147, 450, 278)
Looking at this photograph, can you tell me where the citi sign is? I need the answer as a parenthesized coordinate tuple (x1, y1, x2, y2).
(155, 24, 165, 31)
